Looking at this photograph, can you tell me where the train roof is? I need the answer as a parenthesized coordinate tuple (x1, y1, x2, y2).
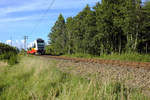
(36, 38, 44, 42)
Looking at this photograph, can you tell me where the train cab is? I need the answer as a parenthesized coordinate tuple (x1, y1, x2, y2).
(27, 38, 45, 55)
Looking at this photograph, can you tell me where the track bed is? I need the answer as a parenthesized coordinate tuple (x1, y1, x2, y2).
(39, 55, 150, 96)
(42, 55, 150, 70)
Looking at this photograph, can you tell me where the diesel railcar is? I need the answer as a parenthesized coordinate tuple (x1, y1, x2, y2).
(27, 38, 45, 55)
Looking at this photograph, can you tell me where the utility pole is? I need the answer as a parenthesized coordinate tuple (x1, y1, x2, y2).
(10, 36, 12, 46)
(24, 36, 28, 50)
(10, 33, 13, 46)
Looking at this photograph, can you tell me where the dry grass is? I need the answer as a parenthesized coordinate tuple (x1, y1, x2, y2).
(0, 61, 7, 67)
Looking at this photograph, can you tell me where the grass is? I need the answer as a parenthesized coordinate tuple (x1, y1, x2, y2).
(99, 53, 150, 62)
(63, 53, 150, 62)
(0, 56, 149, 100)
(63, 53, 95, 58)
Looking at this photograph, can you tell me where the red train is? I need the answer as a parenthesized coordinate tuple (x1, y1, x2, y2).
(27, 38, 45, 55)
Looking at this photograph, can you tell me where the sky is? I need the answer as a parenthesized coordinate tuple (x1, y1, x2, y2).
(0, 0, 147, 49)
(0, 0, 100, 49)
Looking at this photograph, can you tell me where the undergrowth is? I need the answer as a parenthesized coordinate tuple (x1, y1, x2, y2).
(63, 53, 150, 62)
(99, 53, 150, 62)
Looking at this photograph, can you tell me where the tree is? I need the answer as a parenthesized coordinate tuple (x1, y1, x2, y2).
(138, 1, 150, 53)
(48, 14, 66, 55)
(65, 17, 74, 54)
(48, 0, 150, 56)
(70, 5, 96, 54)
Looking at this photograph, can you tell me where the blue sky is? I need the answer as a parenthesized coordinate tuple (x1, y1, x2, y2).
(0, 0, 100, 48)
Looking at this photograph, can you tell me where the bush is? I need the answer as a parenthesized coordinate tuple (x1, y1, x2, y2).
(45, 45, 63, 55)
(0, 52, 18, 65)
(8, 53, 18, 65)
(0, 43, 18, 65)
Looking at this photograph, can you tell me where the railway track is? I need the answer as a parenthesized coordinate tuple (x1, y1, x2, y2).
(40, 55, 150, 70)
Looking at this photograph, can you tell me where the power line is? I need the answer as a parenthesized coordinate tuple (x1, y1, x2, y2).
(30, 0, 56, 36)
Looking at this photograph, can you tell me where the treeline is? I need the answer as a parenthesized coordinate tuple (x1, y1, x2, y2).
(0, 43, 18, 65)
(48, 0, 150, 55)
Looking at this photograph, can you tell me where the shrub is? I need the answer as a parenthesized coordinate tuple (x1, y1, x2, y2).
(0, 43, 18, 65)
(8, 53, 18, 65)
(45, 45, 63, 55)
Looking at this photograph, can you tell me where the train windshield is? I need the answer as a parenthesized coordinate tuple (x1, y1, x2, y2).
(37, 39, 45, 49)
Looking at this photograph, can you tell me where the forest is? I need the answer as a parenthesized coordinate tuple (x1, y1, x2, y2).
(48, 0, 150, 56)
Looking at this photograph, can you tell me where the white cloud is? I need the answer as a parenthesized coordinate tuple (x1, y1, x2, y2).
(0, 1, 48, 16)
(0, 0, 99, 23)
(0, 0, 100, 43)
(14, 40, 25, 49)
(0, 0, 55, 17)
(21, 40, 25, 44)
(27, 43, 33, 48)
(27, 41, 36, 48)
(0, 17, 31, 23)
(5, 39, 26, 49)
(0, 0, 100, 16)
(6, 40, 12, 45)
(0, 11, 74, 23)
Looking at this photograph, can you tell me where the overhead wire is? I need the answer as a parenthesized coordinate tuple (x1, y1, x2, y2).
(30, 0, 56, 36)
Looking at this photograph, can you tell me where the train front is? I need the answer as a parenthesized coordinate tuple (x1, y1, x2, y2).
(36, 38, 45, 55)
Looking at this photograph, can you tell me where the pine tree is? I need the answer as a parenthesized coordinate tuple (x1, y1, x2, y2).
(72, 5, 96, 54)
(48, 0, 150, 55)
(139, 1, 150, 53)
(65, 17, 75, 54)
(48, 14, 66, 55)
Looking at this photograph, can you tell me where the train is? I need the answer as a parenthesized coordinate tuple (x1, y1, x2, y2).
(27, 38, 45, 55)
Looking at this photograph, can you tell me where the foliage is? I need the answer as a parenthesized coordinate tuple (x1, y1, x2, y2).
(48, 14, 66, 55)
(0, 43, 18, 65)
(0, 56, 149, 100)
(0, 43, 18, 54)
(45, 45, 58, 55)
(48, 0, 150, 56)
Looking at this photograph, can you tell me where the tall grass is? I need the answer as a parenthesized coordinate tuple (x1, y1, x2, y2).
(63, 53, 150, 62)
(0, 56, 149, 100)
(99, 53, 150, 62)
(63, 53, 95, 58)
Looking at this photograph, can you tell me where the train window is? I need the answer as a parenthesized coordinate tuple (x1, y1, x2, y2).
(38, 43, 44, 45)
